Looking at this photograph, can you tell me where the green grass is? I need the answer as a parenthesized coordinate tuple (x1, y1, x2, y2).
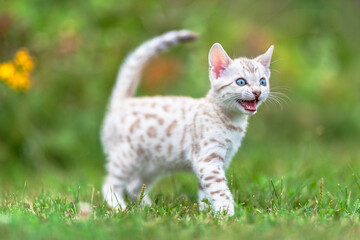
(1, 138, 360, 240)
(2, 198, 360, 240)
(2, 177, 360, 240)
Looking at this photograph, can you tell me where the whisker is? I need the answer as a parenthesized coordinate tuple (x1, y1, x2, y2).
(270, 86, 291, 91)
(266, 96, 284, 110)
(270, 68, 280, 74)
(270, 92, 291, 103)
(270, 95, 291, 105)
(270, 59, 281, 64)
(222, 96, 238, 111)
(269, 94, 286, 104)
(270, 91, 290, 96)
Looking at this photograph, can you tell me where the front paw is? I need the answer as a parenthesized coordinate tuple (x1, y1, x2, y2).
(220, 204, 235, 216)
(214, 201, 235, 216)
(198, 198, 211, 211)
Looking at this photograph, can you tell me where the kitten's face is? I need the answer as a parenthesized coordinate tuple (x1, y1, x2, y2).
(208, 44, 273, 115)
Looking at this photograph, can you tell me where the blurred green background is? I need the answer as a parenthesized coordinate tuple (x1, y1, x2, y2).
(0, 0, 359, 201)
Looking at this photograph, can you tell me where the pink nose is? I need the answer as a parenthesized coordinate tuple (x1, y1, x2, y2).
(252, 91, 261, 98)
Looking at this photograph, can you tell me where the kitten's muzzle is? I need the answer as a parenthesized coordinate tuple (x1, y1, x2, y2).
(236, 90, 262, 112)
(252, 90, 261, 99)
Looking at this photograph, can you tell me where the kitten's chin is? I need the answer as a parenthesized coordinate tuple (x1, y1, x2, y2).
(241, 108, 257, 115)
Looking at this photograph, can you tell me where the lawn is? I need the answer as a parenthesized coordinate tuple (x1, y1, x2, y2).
(1, 136, 360, 240)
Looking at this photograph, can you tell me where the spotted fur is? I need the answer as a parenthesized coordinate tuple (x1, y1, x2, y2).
(101, 30, 274, 216)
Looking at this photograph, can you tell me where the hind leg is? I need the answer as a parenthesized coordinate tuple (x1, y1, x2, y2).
(126, 176, 152, 205)
(102, 174, 127, 210)
(102, 151, 137, 211)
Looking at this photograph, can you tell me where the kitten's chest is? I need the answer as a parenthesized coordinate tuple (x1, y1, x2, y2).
(191, 102, 249, 167)
(223, 126, 246, 167)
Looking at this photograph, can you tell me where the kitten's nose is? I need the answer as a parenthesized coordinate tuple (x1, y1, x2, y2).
(252, 90, 261, 98)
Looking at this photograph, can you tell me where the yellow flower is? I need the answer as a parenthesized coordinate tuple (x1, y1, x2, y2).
(14, 48, 35, 72)
(0, 62, 16, 80)
(0, 48, 34, 92)
(7, 72, 31, 91)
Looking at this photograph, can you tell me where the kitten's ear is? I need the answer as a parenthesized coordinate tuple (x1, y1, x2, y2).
(209, 43, 232, 79)
(255, 45, 274, 69)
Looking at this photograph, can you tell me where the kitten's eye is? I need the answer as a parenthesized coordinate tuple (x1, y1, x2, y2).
(235, 78, 247, 86)
(259, 78, 266, 86)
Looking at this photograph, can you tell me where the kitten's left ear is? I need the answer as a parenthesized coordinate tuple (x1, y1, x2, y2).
(209, 43, 232, 79)
(255, 45, 274, 68)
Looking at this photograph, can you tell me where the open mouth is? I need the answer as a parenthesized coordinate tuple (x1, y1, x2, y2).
(236, 99, 258, 112)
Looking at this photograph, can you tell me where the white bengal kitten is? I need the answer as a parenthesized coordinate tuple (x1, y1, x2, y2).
(101, 30, 273, 216)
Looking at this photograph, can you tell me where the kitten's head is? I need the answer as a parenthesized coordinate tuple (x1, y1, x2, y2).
(208, 43, 273, 115)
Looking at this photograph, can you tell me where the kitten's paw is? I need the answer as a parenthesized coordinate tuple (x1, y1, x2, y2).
(198, 199, 211, 211)
(198, 202, 206, 211)
(213, 202, 235, 216)
(217, 205, 234, 216)
(223, 205, 235, 216)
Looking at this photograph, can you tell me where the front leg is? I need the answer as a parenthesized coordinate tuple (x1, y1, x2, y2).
(195, 154, 234, 216)
(198, 183, 209, 210)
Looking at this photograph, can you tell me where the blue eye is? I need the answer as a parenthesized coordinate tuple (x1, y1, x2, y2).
(259, 78, 266, 86)
(235, 78, 247, 86)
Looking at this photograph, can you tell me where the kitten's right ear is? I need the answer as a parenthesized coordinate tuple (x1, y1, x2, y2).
(209, 43, 232, 79)
(254, 45, 274, 69)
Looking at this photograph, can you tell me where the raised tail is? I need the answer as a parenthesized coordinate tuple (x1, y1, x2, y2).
(109, 30, 198, 108)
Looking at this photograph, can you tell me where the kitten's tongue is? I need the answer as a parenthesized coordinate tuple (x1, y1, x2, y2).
(244, 100, 257, 111)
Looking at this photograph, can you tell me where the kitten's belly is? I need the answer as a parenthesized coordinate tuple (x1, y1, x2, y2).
(140, 155, 193, 176)
(137, 130, 194, 175)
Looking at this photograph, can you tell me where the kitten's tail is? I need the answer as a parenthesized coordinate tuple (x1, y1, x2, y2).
(109, 30, 198, 107)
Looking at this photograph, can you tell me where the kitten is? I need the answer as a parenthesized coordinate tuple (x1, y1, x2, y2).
(101, 30, 273, 216)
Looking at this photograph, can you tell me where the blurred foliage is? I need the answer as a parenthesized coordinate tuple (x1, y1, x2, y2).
(0, 0, 359, 184)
